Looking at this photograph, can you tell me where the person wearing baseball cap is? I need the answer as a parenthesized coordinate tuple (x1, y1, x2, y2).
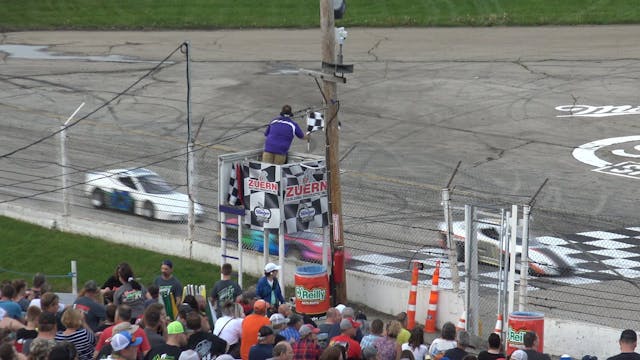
(292, 324, 322, 360)
(327, 307, 362, 342)
(329, 319, 362, 360)
(154, 259, 183, 305)
(241, 300, 271, 360)
(73, 280, 106, 332)
(107, 331, 143, 360)
(256, 263, 285, 315)
(249, 326, 276, 360)
(144, 321, 187, 360)
(279, 314, 303, 343)
(269, 313, 289, 344)
(511, 350, 528, 360)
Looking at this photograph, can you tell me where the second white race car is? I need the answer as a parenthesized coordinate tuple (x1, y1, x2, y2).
(85, 168, 204, 221)
(439, 219, 574, 276)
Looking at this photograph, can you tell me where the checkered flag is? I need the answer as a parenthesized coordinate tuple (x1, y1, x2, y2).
(307, 111, 324, 133)
(226, 162, 243, 206)
(282, 161, 328, 233)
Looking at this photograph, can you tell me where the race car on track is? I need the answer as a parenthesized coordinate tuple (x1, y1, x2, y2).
(224, 217, 350, 263)
(85, 168, 204, 221)
(439, 219, 574, 276)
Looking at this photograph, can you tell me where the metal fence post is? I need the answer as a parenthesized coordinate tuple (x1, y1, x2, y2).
(60, 102, 84, 228)
(71, 260, 78, 298)
(464, 205, 472, 324)
(237, 214, 243, 288)
(470, 209, 479, 335)
(519, 204, 531, 311)
(497, 209, 508, 344)
(442, 188, 460, 292)
(278, 223, 285, 290)
(464, 205, 479, 335)
(507, 205, 518, 316)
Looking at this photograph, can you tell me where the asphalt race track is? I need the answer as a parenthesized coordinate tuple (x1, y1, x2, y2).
(2, 27, 640, 330)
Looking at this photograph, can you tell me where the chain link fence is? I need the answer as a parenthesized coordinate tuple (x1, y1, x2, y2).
(442, 165, 640, 333)
(2, 41, 640, 336)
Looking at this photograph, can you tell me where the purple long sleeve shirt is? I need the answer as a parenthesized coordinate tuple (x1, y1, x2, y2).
(264, 115, 305, 155)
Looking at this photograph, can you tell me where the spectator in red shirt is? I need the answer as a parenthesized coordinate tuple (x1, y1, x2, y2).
(293, 325, 322, 360)
(94, 304, 151, 359)
(329, 319, 362, 360)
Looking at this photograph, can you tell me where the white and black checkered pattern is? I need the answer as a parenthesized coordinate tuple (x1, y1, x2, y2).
(282, 162, 329, 233)
(227, 162, 242, 206)
(347, 226, 640, 291)
(307, 112, 324, 132)
(243, 161, 281, 229)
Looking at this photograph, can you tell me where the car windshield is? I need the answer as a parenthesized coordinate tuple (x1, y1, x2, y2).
(480, 226, 541, 246)
(470, 219, 546, 247)
(137, 175, 175, 194)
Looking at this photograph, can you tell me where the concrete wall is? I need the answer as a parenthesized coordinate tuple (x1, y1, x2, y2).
(544, 318, 619, 359)
(0, 203, 623, 358)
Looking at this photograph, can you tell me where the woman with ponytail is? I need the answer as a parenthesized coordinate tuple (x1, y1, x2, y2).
(113, 262, 146, 320)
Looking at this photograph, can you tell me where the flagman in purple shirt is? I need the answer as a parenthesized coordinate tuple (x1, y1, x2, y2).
(262, 105, 309, 165)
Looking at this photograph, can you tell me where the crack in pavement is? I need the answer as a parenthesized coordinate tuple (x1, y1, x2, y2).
(513, 57, 552, 78)
(472, 140, 534, 167)
(367, 38, 387, 62)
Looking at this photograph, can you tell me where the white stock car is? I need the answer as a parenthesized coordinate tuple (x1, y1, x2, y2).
(439, 219, 574, 276)
(85, 168, 204, 221)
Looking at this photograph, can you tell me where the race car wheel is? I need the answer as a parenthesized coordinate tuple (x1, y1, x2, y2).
(513, 255, 535, 275)
(143, 201, 155, 220)
(91, 188, 106, 209)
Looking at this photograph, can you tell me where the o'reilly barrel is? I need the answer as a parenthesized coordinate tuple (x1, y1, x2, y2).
(507, 311, 545, 354)
(295, 265, 330, 315)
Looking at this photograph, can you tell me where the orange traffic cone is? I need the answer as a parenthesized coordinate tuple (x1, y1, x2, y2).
(456, 311, 467, 332)
(424, 260, 440, 333)
(407, 262, 419, 330)
(493, 313, 503, 334)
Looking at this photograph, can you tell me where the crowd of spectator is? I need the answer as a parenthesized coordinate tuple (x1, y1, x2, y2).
(0, 261, 637, 360)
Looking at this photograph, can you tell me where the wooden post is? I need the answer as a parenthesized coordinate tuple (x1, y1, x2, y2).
(320, 0, 346, 304)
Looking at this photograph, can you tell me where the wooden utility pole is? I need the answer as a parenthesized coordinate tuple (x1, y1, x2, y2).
(320, 0, 347, 304)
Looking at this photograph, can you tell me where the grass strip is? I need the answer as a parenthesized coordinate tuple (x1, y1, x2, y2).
(0, 215, 257, 294)
(2, 0, 640, 30)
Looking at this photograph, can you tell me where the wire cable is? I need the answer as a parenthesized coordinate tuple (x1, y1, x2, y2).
(0, 122, 265, 205)
(0, 44, 184, 159)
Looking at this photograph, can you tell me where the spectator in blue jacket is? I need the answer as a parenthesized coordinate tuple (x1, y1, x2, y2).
(256, 263, 285, 315)
(262, 105, 309, 165)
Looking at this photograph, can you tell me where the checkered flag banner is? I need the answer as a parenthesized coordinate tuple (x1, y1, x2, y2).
(306, 111, 324, 132)
(226, 162, 244, 206)
(243, 161, 281, 229)
(282, 161, 329, 233)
